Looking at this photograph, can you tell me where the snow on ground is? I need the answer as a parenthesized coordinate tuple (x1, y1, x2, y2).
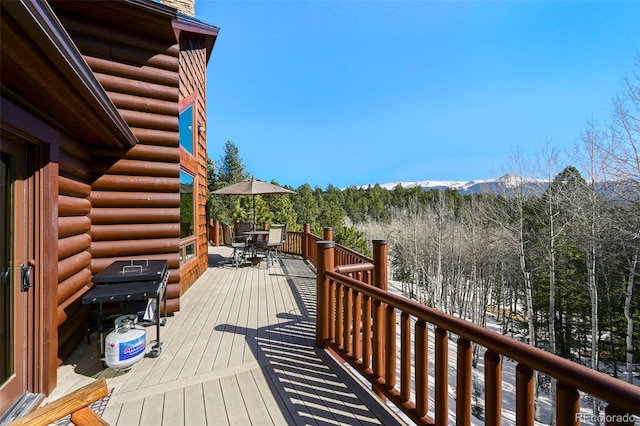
(343, 280, 639, 425)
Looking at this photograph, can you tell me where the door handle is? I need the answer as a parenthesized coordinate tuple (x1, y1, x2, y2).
(21, 261, 34, 292)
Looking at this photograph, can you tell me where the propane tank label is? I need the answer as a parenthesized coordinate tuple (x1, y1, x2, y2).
(119, 334, 146, 360)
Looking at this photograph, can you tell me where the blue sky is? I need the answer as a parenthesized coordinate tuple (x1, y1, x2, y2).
(199, 1, 640, 189)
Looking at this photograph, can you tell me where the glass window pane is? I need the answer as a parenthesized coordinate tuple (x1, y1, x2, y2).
(179, 104, 194, 155)
(180, 171, 194, 239)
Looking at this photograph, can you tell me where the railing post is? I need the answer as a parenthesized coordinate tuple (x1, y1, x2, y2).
(211, 219, 219, 246)
(323, 226, 333, 241)
(303, 223, 310, 260)
(316, 240, 334, 348)
(373, 239, 388, 291)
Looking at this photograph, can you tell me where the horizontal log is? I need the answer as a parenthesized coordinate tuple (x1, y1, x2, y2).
(59, 150, 91, 182)
(165, 296, 179, 314)
(91, 207, 179, 224)
(92, 143, 179, 163)
(91, 223, 179, 241)
(58, 195, 91, 217)
(70, 31, 179, 71)
(95, 72, 178, 102)
(108, 91, 178, 117)
(91, 253, 180, 274)
(91, 175, 179, 192)
(57, 267, 92, 306)
(90, 238, 179, 258)
(58, 251, 91, 283)
(58, 234, 91, 261)
(57, 292, 86, 327)
(125, 144, 180, 163)
(91, 158, 179, 178)
(118, 109, 178, 132)
(130, 128, 179, 147)
(59, 175, 91, 198)
(59, 134, 91, 163)
(86, 56, 179, 88)
(57, 304, 90, 363)
(90, 191, 179, 208)
(58, 216, 91, 239)
(166, 282, 181, 300)
(57, 12, 179, 58)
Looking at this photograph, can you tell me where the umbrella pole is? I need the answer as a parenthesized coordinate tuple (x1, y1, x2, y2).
(252, 195, 256, 230)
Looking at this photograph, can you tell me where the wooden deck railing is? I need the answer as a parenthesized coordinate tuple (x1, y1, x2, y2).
(280, 227, 640, 425)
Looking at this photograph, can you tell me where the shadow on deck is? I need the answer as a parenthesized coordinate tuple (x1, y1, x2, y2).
(47, 247, 404, 426)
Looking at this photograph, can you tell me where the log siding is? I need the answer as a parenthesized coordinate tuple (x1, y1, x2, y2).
(57, 136, 93, 359)
(1, 0, 217, 407)
(52, 3, 189, 354)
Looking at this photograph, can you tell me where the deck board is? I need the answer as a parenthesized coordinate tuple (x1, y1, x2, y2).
(46, 247, 405, 425)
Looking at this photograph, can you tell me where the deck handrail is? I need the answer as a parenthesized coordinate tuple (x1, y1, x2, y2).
(263, 225, 639, 423)
(312, 238, 639, 425)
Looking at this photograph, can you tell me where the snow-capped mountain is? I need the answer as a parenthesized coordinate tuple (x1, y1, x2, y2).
(358, 174, 548, 195)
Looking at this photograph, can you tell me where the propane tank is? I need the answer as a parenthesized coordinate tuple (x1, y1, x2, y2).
(104, 314, 146, 370)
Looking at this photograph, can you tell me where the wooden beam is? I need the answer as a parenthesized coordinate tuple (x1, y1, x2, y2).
(9, 378, 108, 426)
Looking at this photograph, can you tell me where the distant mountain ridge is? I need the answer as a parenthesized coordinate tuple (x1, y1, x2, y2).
(357, 174, 548, 195)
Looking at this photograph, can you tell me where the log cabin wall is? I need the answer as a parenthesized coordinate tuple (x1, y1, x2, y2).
(57, 135, 94, 360)
(178, 33, 210, 292)
(52, 3, 184, 333)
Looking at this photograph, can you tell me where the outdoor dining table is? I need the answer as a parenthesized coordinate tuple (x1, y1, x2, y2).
(242, 230, 268, 260)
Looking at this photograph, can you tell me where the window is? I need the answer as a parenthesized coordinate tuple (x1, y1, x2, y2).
(180, 171, 194, 238)
(179, 171, 196, 262)
(179, 104, 194, 155)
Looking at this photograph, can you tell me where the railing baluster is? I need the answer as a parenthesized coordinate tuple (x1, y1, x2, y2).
(363, 294, 372, 370)
(516, 363, 534, 426)
(484, 350, 502, 426)
(353, 290, 362, 361)
(556, 382, 579, 426)
(344, 285, 353, 356)
(415, 319, 428, 417)
(457, 338, 472, 425)
(335, 281, 343, 349)
(401, 313, 412, 404)
(385, 305, 396, 389)
(435, 327, 448, 426)
(373, 298, 385, 381)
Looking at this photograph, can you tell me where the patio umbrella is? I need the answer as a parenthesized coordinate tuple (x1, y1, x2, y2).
(212, 177, 294, 228)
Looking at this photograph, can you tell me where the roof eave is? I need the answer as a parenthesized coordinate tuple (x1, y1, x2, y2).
(2, 0, 138, 149)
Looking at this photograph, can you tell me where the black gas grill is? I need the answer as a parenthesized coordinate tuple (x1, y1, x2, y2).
(82, 259, 168, 359)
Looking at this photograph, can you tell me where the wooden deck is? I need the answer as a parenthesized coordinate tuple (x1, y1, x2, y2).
(48, 247, 404, 425)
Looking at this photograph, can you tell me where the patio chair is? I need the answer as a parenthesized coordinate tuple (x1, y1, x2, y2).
(255, 224, 286, 268)
(237, 221, 252, 234)
(221, 223, 248, 268)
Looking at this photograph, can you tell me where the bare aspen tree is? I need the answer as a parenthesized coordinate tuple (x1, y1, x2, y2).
(535, 145, 567, 426)
(483, 152, 543, 420)
(601, 57, 640, 385)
